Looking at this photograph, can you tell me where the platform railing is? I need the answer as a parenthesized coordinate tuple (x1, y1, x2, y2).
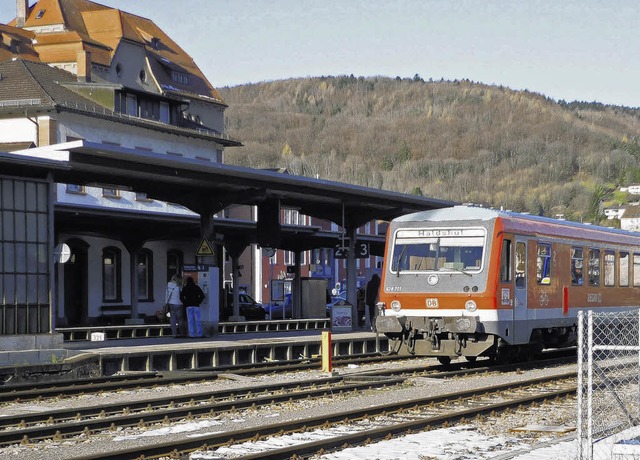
(57, 318, 331, 342)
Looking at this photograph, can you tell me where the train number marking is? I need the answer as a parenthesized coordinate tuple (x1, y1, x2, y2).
(587, 293, 602, 303)
(539, 291, 549, 307)
(385, 286, 402, 293)
(425, 298, 439, 308)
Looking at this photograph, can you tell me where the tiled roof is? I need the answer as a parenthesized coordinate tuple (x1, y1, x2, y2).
(622, 205, 640, 219)
(0, 59, 240, 146)
(0, 24, 38, 62)
(0, 59, 58, 109)
(9, 0, 224, 104)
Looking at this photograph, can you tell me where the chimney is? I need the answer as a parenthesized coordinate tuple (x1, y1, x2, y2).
(16, 0, 29, 28)
(76, 50, 91, 82)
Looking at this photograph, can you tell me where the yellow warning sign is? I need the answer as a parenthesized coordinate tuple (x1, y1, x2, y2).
(196, 238, 214, 256)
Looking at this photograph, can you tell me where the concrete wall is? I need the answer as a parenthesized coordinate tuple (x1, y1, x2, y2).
(55, 234, 199, 323)
(0, 118, 37, 144)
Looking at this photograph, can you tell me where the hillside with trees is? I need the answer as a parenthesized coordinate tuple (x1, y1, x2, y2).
(219, 75, 640, 224)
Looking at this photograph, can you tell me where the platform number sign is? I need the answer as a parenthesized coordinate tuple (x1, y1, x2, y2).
(334, 245, 349, 259)
(334, 242, 370, 259)
(356, 242, 370, 259)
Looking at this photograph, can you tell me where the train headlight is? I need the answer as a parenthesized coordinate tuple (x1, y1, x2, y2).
(465, 300, 477, 312)
(391, 300, 402, 312)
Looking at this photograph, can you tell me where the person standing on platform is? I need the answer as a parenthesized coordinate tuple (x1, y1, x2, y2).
(365, 274, 381, 331)
(166, 274, 184, 338)
(180, 276, 206, 338)
(356, 287, 366, 327)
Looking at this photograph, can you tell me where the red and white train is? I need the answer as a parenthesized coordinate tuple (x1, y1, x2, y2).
(376, 205, 640, 363)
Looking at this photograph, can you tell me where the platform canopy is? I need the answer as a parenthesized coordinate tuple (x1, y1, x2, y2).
(5, 140, 456, 252)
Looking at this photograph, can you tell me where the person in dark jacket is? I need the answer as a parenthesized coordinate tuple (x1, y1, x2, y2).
(365, 274, 380, 330)
(180, 277, 206, 337)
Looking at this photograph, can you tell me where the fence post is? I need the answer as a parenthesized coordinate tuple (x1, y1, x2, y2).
(587, 309, 594, 460)
(637, 311, 640, 414)
(577, 310, 584, 459)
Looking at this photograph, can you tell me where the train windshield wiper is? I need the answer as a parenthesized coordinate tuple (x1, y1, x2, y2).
(439, 265, 473, 277)
(394, 244, 407, 277)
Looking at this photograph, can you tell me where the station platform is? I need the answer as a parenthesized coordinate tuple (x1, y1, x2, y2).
(60, 327, 387, 376)
(0, 317, 387, 381)
(57, 318, 332, 342)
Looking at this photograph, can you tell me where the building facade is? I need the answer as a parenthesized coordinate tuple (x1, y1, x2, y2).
(1, 0, 240, 327)
(1, 0, 387, 330)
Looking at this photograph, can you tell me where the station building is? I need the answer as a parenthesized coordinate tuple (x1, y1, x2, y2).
(0, 0, 434, 337)
(1, 0, 236, 328)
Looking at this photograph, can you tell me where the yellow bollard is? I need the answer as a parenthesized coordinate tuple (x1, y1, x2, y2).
(321, 330, 332, 373)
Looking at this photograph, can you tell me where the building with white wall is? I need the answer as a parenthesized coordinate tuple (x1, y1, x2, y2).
(0, 0, 242, 326)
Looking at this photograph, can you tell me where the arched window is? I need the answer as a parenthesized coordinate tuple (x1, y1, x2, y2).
(167, 249, 183, 282)
(102, 246, 122, 302)
(137, 249, 153, 301)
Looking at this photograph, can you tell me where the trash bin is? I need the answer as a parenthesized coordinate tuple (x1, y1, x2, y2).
(330, 299, 353, 331)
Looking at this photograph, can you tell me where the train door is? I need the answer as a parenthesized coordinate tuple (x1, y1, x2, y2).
(513, 239, 528, 342)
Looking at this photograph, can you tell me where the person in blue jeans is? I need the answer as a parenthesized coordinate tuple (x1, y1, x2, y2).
(166, 274, 185, 337)
(180, 277, 205, 337)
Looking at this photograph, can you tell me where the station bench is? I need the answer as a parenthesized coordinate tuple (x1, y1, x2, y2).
(99, 305, 133, 325)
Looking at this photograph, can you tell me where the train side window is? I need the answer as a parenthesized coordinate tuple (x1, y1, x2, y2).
(588, 249, 601, 286)
(500, 239, 511, 282)
(604, 250, 615, 287)
(634, 254, 640, 287)
(620, 252, 629, 287)
(515, 242, 526, 287)
(571, 247, 584, 286)
(536, 243, 551, 285)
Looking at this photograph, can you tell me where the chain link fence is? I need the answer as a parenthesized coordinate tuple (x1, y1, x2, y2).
(578, 310, 640, 459)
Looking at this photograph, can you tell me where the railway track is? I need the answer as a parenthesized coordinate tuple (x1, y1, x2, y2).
(0, 354, 578, 458)
(0, 354, 418, 404)
(0, 349, 575, 405)
(0, 374, 405, 447)
(70, 371, 578, 460)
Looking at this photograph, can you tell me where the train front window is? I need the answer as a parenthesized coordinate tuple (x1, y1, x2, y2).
(391, 228, 485, 274)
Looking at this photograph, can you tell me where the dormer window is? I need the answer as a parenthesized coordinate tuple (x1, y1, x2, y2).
(171, 71, 189, 85)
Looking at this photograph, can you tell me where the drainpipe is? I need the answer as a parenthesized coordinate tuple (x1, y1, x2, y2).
(25, 110, 39, 146)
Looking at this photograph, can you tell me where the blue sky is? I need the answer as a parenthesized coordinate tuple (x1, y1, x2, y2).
(3, 1, 639, 107)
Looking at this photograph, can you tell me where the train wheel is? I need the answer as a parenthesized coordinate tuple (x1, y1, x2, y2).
(492, 339, 511, 364)
(516, 346, 533, 362)
(465, 356, 477, 363)
(437, 356, 451, 365)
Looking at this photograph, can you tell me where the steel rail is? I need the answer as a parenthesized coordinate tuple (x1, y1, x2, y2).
(0, 354, 425, 404)
(70, 372, 577, 460)
(0, 373, 376, 429)
(0, 376, 405, 447)
(237, 385, 577, 460)
(0, 371, 219, 404)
